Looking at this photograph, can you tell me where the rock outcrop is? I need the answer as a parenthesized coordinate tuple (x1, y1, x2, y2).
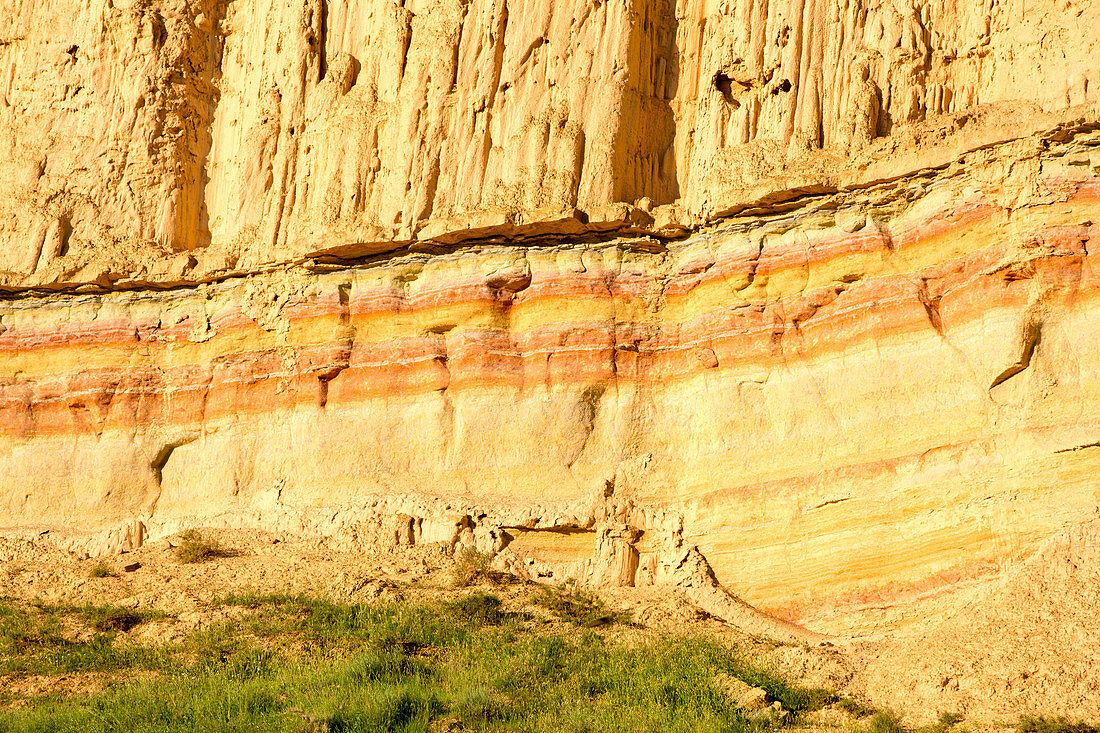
(2, 0, 1100, 657)
(3, 0, 1099, 281)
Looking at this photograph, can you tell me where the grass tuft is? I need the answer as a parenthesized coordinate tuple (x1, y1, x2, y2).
(72, 604, 166, 633)
(88, 562, 114, 578)
(452, 685, 513, 724)
(444, 592, 505, 626)
(531, 584, 631, 628)
(932, 711, 964, 732)
(838, 697, 878, 718)
(174, 529, 226, 564)
(450, 547, 495, 588)
(868, 710, 908, 733)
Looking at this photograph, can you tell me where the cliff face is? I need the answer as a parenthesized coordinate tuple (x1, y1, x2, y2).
(2, 0, 1100, 650)
(3, 0, 1098, 275)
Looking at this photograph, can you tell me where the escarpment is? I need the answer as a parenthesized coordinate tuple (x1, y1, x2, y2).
(4, 131, 1100, 638)
(2, 0, 1100, 665)
(3, 0, 1099, 279)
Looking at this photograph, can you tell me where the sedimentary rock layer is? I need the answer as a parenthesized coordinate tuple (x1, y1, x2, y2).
(3, 131, 1098, 634)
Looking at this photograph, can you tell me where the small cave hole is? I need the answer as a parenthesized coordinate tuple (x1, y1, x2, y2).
(57, 218, 72, 256)
(713, 72, 741, 108)
(66, 45, 78, 58)
(770, 79, 792, 95)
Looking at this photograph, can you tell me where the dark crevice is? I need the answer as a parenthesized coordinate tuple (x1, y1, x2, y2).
(500, 525, 594, 535)
(316, 365, 347, 408)
(318, 0, 328, 81)
(56, 216, 72, 256)
(425, 323, 457, 336)
(567, 384, 606, 469)
(990, 319, 1041, 389)
(917, 278, 944, 336)
(1054, 441, 1100, 454)
(448, 3, 470, 92)
(714, 72, 742, 108)
(151, 436, 198, 487)
(336, 281, 352, 326)
(809, 496, 852, 511)
(397, 9, 414, 82)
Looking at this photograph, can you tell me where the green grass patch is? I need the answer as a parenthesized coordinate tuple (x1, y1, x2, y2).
(0, 599, 169, 676)
(0, 593, 838, 732)
(1018, 716, 1100, 733)
(47, 603, 167, 633)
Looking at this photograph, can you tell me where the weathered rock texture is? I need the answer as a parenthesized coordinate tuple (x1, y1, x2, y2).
(2, 0, 1100, 686)
(3, 0, 1099, 280)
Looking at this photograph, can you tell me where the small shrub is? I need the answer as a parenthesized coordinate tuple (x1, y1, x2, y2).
(868, 711, 907, 733)
(450, 547, 494, 587)
(1019, 716, 1100, 733)
(933, 712, 964, 731)
(445, 592, 505, 625)
(86, 608, 145, 633)
(838, 697, 878, 718)
(88, 563, 114, 578)
(531, 585, 630, 628)
(174, 529, 224, 564)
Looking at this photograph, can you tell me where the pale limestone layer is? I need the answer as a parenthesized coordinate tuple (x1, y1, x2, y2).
(1, 0, 1099, 287)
